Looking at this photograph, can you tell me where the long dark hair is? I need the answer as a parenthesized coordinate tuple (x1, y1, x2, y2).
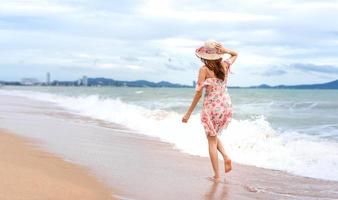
(201, 58, 225, 80)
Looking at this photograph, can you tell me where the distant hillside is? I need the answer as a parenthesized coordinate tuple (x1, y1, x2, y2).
(87, 78, 190, 88)
(0, 81, 21, 86)
(250, 79, 338, 89)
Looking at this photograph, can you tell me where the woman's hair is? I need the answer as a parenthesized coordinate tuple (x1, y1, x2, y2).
(201, 58, 225, 80)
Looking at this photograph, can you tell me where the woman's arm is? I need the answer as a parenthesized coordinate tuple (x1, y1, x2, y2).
(215, 44, 238, 65)
(182, 67, 207, 123)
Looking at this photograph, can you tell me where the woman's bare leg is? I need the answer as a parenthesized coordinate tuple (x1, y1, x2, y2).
(216, 138, 232, 173)
(216, 138, 229, 159)
(207, 135, 220, 179)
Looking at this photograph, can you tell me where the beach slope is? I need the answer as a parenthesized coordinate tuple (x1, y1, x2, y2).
(0, 129, 114, 200)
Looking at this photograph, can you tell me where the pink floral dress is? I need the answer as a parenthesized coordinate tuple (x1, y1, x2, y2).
(195, 59, 233, 136)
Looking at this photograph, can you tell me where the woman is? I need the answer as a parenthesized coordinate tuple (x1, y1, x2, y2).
(182, 40, 238, 181)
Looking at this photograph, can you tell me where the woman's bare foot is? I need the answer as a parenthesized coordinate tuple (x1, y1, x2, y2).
(224, 159, 232, 173)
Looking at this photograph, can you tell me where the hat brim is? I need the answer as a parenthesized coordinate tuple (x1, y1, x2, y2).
(195, 52, 224, 60)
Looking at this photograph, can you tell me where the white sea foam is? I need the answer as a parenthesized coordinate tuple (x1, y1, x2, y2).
(1, 89, 338, 181)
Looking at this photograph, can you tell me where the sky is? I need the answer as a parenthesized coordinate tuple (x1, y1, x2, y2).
(0, 0, 338, 86)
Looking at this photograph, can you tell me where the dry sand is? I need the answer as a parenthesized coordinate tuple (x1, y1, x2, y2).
(0, 129, 115, 200)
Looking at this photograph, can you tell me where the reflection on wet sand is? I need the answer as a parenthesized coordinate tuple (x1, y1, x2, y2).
(205, 178, 229, 200)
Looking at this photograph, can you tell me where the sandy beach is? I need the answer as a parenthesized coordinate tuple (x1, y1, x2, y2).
(0, 128, 115, 200)
(1, 94, 338, 200)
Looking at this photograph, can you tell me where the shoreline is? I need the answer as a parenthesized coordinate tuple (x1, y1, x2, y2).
(0, 128, 115, 200)
(1, 94, 338, 199)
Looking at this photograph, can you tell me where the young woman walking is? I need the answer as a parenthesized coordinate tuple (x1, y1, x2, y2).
(182, 40, 238, 181)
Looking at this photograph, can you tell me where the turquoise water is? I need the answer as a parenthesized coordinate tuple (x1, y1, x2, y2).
(3, 86, 338, 140)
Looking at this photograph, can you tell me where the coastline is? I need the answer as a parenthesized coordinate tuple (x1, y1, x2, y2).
(1, 94, 338, 200)
(0, 128, 115, 200)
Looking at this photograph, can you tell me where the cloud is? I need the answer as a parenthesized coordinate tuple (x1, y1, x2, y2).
(165, 63, 186, 71)
(260, 68, 287, 76)
(120, 56, 140, 62)
(138, 0, 276, 23)
(1, 0, 338, 86)
(289, 63, 338, 74)
(0, 1, 77, 16)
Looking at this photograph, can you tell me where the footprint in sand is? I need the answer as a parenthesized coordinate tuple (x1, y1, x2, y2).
(243, 185, 259, 193)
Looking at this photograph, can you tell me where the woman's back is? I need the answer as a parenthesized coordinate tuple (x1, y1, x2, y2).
(199, 59, 233, 137)
(196, 58, 232, 93)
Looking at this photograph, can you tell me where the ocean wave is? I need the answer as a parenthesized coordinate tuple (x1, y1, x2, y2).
(1, 89, 338, 181)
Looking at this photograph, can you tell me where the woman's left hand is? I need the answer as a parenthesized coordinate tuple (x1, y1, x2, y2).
(215, 43, 229, 54)
(182, 112, 191, 123)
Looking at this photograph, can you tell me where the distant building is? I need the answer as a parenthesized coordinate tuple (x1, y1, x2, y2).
(21, 78, 39, 86)
(82, 75, 88, 86)
(192, 80, 196, 88)
(46, 72, 51, 85)
(77, 79, 82, 86)
(76, 75, 89, 86)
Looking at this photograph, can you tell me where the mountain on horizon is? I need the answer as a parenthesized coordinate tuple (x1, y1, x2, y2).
(249, 79, 338, 89)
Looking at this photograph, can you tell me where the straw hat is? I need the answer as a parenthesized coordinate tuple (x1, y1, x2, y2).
(195, 39, 224, 60)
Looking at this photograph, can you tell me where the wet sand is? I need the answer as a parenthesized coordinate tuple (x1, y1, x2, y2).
(0, 94, 338, 200)
(0, 129, 115, 200)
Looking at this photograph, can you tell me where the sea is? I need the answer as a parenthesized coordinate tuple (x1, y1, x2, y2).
(1, 86, 338, 181)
